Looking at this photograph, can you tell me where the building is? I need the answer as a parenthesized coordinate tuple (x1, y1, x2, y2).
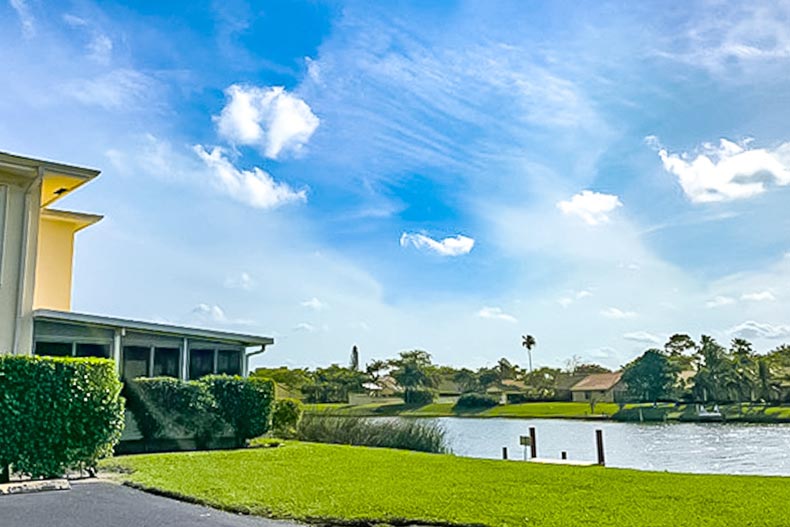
(0, 151, 272, 379)
(570, 372, 626, 403)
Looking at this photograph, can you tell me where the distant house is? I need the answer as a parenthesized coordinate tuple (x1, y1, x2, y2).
(570, 372, 626, 403)
(487, 379, 529, 404)
(553, 372, 589, 401)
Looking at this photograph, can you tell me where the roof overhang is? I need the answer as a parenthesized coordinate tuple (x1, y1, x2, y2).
(0, 151, 100, 206)
(33, 309, 274, 348)
(40, 209, 104, 232)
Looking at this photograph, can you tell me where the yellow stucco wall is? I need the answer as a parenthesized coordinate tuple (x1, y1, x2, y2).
(33, 216, 76, 311)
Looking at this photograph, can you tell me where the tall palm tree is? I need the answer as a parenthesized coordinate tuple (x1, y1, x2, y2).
(522, 334, 536, 372)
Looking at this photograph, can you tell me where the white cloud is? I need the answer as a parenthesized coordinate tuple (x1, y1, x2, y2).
(741, 291, 776, 302)
(655, 138, 790, 203)
(191, 303, 227, 323)
(193, 145, 306, 209)
(557, 297, 573, 308)
(62, 13, 87, 27)
(10, 0, 35, 37)
(558, 289, 592, 308)
(64, 69, 155, 109)
(214, 84, 319, 159)
(88, 34, 113, 64)
(293, 322, 317, 333)
(706, 295, 736, 308)
(477, 306, 517, 323)
(728, 321, 790, 340)
(623, 331, 662, 345)
(557, 190, 622, 226)
(301, 297, 327, 311)
(399, 232, 474, 256)
(587, 346, 617, 359)
(224, 272, 255, 291)
(600, 307, 637, 319)
(305, 57, 321, 82)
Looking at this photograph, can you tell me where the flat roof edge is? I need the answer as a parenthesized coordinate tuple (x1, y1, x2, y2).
(0, 151, 100, 179)
(33, 309, 274, 346)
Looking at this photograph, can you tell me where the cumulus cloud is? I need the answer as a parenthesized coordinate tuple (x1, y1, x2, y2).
(600, 307, 637, 319)
(399, 232, 475, 256)
(623, 331, 662, 344)
(193, 145, 306, 209)
(191, 303, 227, 323)
(741, 291, 776, 302)
(557, 190, 622, 226)
(728, 321, 790, 340)
(301, 297, 327, 311)
(214, 84, 319, 159)
(706, 295, 736, 308)
(477, 306, 517, 323)
(654, 138, 790, 203)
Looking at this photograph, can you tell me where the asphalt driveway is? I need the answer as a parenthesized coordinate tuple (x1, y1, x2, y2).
(0, 480, 306, 527)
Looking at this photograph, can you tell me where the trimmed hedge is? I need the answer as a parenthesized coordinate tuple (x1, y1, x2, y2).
(0, 355, 124, 479)
(403, 388, 436, 405)
(126, 375, 274, 448)
(272, 398, 304, 436)
(454, 392, 499, 410)
(202, 375, 274, 445)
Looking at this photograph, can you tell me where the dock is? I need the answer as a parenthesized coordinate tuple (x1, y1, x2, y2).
(529, 458, 598, 466)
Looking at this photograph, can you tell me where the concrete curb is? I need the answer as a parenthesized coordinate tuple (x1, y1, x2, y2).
(0, 479, 71, 496)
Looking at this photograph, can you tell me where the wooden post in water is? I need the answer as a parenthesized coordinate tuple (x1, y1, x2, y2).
(595, 429, 605, 466)
(529, 427, 537, 459)
(502, 447, 508, 460)
(561, 451, 567, 460)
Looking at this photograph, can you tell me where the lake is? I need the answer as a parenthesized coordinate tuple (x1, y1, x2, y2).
(423, 417, 790, 476)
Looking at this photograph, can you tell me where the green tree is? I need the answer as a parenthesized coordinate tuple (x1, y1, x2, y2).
(521, 335, 536, 372)
(692, 336, 733, 402)
(365, 359, 388, 382)
(388, 350, 438, 403)
(622, 349, 679, 402)
(253, 367, 311, 390)
(350, 345, 360, 371)
(302, 365, 367, 403)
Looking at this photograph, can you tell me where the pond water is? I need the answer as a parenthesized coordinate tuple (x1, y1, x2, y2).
(422, 417, 790, 476)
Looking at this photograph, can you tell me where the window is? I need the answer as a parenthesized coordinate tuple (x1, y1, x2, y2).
(153, 347, 179, 377)
(123, 346, 150, 381)
(217, 349, 241, 375)
(35, 341, 72, 356)
(75, 343, 109, 358)
(189, 348, 214, 379)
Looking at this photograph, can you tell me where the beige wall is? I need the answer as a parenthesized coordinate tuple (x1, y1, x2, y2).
(33, 216, 77, 311)
(0, 176, 41, 355)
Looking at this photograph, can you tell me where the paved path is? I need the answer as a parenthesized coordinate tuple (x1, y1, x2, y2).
(0, 480, 306, 527)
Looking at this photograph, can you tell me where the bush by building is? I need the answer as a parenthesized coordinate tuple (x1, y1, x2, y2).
(0, 355, 124, 479)
(454, 392, 499, 410)
(271, 398, 304, 437)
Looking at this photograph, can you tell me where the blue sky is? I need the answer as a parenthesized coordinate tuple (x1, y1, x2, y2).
(3, 0, 790, 370)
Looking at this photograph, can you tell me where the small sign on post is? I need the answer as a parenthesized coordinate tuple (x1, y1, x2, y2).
(519, 435, 531, 460)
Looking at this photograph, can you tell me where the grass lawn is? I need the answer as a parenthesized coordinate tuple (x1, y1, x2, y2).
(104, 442, 790, 527)
(305, 401, 619, 419)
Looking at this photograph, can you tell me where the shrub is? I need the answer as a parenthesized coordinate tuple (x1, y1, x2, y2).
(272, 398, 304, 437)
(0, 355, 124, 479)
(296, 414, 448, 454)
(201, 375, 274, 445)
(403, 388, 436, 405)
(454, 392, 499, 410)
(124, 377, 220, 446)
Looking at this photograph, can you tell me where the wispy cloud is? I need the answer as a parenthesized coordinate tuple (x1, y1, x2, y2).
(705, 295, 736, 308)
(400, 232, 474, 256)
(224, 272, 255, 291)
(9, 0, 35, 37)
(558, 289, 593, 308)
(623, 331, 662, 345)
(477, 306, 517, 323)
(301, 297, 327, 311)
(600, 307, 637, 319)
(63, 69, 156, 109)
(653, 137, 790, 203)
(741, 291, 776, 302)
(214, 84, 319, 159)
(557, 190, 622, 226)
(193, 145, 306, 209)
(728, 320, 790, 340)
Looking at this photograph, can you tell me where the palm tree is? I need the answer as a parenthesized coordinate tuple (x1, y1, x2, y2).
(522, 334, 536, 372)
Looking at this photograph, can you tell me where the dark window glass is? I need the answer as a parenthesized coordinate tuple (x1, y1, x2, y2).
(123, 346, 150, 381)
(153, 347, 180, 377)
(217, 349, 241, 375)
(189, 349, 214, 379)
(76, 343, 109, 358)
(35, 341, 72, 356)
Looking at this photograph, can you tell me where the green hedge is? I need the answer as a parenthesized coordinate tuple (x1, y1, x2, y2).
(272, 398, 304, 436)
(202, 375, 274, 445)
(126, 375, 274, 448)
(0, 355, 124, 479)
(454, 392, 499, 410)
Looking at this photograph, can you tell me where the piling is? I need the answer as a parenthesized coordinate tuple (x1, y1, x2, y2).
(502, 447, 508, 460)
(561, 451, 567, 460)
(529, 427, 537, 459)
(595, 429, 605, 466)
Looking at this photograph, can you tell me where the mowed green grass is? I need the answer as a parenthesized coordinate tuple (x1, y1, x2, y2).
(305, 401, 619, 419)
(104, 442, 790, 527)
